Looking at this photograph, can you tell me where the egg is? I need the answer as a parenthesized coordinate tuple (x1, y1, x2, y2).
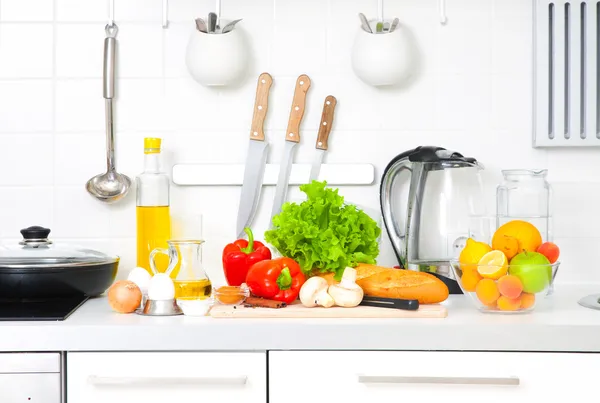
(127, 267, 151, 292)
(148, 273, 175, 300)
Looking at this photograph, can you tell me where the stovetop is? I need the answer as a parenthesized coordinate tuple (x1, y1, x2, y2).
(0, 295, 89, 321)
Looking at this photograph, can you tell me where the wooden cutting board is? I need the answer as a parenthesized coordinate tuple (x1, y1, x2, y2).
(209, 302, 447, 319)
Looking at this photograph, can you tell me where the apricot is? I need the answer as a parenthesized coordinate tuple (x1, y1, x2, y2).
(537, 242, 560, 264)
(520, 292, 536, 309)
(461, 270, 483, 292)
(476, 279, 500, 306)
(497, 275, 523, 299)
(497, 295, 521, 311)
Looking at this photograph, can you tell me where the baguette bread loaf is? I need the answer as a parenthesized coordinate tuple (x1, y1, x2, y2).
(319, 264, 449, 304)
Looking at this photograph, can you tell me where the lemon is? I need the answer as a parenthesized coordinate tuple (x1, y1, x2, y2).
(459, 238, 492, 272)
(477, 250, 508, 280)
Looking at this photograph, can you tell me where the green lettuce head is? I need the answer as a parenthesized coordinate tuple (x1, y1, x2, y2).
(265, 181, 381, 281)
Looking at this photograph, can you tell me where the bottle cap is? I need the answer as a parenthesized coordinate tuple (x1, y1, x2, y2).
(144, 138, 161, 154)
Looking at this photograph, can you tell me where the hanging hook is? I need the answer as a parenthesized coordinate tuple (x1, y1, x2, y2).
(162, 0, 169, 28)
(107, 0, 115, 27)
(439, 0, 448, 25)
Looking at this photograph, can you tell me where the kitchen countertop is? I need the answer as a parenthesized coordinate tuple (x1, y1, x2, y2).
(1, 285, 600, 353)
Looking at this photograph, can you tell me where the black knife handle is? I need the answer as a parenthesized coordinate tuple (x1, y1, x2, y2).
(360, 297, 419, 311)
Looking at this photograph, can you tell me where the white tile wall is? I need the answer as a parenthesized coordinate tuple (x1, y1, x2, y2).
(0, 0, 597, 287)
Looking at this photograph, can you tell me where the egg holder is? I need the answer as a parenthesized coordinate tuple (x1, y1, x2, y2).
(140, 297, 183, 316)
(134, 273, 183, 317)
(128, 268, 183, 316)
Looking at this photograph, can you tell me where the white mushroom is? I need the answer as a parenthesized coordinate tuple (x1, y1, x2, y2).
(328, 267, 364, 307)
(299, 277, 335, 308)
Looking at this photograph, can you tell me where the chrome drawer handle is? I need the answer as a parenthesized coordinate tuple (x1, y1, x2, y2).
(358, 375, 520, 386)
(88, 375, 248, 387)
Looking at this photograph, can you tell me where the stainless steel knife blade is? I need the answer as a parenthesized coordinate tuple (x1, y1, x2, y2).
(236, 73, 273, 238)
(309, 95, 337, 183)
(237, 140, 269, 237)
(270, 75, 311, 226)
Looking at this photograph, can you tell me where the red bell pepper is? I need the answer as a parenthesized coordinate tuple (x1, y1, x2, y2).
(245, 257, 306, 304)
(222, 228, 272, 286)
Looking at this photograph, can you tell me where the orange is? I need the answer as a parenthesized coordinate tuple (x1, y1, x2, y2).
(476, 279, 500, 306)
(461, 270, 483, 292)
(493, 235, 520, 260)
(459, 238, 492, 273)
(492, 220, 542, 254)
(477, 250, 508, 280)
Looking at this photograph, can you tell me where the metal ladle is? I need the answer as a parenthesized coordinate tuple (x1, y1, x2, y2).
(86, 24, 131, 203)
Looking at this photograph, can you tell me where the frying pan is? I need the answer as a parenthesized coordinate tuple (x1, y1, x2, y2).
(0, 226, 118, 299)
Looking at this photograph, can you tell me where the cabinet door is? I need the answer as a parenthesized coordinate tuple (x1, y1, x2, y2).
(270, 351, 597, 403)
(0, 374, 61, 403)
(68, 352, 266, 403)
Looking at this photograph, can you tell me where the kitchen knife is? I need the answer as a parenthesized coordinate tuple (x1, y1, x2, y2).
(236, 72, 274, 238)
(270, 75, 311, 226)
(359, 295, 420, 311)
(309, 95, 337, 183)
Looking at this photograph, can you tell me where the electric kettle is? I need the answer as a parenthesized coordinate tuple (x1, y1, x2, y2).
(380, 146, 485, 294)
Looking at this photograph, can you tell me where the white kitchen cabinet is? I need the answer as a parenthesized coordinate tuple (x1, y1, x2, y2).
(0, 374, 61, 403)
(270, 351, 598, 403)
(67, 352, 266, 403)
(0, 352, 61, 403)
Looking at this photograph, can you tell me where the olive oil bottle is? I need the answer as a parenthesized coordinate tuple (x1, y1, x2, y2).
(136, 138, 171, 275)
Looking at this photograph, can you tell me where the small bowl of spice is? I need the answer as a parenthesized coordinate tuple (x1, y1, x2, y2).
(214, 285, 249, 305)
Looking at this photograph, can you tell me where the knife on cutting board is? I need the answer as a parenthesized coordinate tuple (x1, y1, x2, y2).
(269, 74, 311, 225)
(236, 72, 273, 238)
(309, 95, 337, 183)
(359, 296, 420, 311)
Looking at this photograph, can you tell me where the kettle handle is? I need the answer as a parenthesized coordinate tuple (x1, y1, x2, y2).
(380, 158, 413, 268)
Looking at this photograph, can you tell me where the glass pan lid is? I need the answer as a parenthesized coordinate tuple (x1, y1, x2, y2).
(0, 226, 116, 268)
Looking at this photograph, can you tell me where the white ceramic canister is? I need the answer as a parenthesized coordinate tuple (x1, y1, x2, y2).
(185, 20, 249, 87)
(351, 20, 413, 87)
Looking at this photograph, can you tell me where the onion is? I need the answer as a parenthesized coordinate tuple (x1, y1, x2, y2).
(108, 280, 142, 313)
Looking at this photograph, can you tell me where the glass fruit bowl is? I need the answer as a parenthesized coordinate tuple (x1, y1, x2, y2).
(450, 259, 560, 313)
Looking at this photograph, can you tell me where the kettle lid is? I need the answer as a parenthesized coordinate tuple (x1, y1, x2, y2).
(396, 146, 478, 164)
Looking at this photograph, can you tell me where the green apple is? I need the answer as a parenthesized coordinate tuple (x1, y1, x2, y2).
(509, 252, 551, 293)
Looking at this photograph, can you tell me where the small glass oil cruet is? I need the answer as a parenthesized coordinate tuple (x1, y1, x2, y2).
(496, 169, 553, 242)
(149, 240, 211, 299)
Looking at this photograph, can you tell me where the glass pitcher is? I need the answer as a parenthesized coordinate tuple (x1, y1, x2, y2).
(150, 240, 211, 299)
(496, 169, 553, 242)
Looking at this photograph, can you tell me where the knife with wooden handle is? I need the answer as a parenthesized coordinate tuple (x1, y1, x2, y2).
(236, 72, 273, 238)
(309, 95, 337, 183)
(270, 74, 311, 225)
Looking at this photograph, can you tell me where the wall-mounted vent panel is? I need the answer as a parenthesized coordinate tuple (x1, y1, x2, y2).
(534, 0, 600, 146)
